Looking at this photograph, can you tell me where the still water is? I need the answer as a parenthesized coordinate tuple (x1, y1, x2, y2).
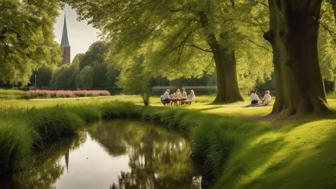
(5, 120, 201, 189)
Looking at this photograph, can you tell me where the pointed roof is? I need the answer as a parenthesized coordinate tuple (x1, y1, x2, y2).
(61, 15, 70, 47)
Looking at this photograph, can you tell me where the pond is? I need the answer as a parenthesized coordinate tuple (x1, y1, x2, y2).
(2, 120, 202, 189)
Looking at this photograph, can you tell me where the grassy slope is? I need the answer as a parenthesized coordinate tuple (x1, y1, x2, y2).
(1, 90, 336, 188)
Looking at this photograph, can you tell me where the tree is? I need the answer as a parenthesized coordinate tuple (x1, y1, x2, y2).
(264, 0, 329, 115)
(30, 66, 54, 88)
(78, 41, 117, 89)
(117, 56, 153, 106)
(79, 41, 109, 70)
(0, 0, 61, 85)
(51, 65, 75, 89)
(92, 63, 108, 89)
(79, 66, 94, 89)
(106, 64, 120, 88)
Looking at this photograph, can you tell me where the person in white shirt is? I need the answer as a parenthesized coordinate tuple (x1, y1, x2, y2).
(262, 90, 272, 106)
(182, 88, 188, 100)
(161, 89, 171, 105)
(188, 90, 196, 102)
(250, 90, 260, 105)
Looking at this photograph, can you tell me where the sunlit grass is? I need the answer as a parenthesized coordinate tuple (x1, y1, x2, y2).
(214, 118, 336, 189)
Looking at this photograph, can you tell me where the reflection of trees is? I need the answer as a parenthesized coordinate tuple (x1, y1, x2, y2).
(8, 132, 86, 189)
(89, 120, 201, 189)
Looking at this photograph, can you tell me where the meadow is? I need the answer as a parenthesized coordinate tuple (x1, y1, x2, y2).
(1, 89, 336, 188)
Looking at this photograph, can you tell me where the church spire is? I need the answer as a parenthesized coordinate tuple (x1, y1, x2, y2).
(61, 14, 71, 64)
(61, 15, 70, 47)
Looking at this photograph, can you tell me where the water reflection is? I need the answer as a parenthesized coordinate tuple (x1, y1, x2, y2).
(5, 133, 86, 189)
(89, 121, 201, 189)
(4, 120, 201, 189)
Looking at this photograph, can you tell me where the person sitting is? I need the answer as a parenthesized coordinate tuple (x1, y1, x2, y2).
(160, 89, 171, 105)
(181, 88, 188, 101)
(262, 90, 272, 106)
(183, 90, 196, 105)
(170, 92, 178, 105)
(175, 88, 182, 99)
(171, 88, 182, 105)
(250, 90, 260, 105)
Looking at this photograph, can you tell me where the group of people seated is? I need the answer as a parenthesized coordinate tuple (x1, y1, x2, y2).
(161, 88, 196, 105)
(250, 90, 272, 106)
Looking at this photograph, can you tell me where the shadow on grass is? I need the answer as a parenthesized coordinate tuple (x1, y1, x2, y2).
(243, 126, 336, 189)
(193, 105, 225, 112)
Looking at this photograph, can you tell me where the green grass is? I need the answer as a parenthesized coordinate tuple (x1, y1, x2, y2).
(0, 89, 26, 100)
(1, 91, 336, 188)
(0, 120, 32, 175)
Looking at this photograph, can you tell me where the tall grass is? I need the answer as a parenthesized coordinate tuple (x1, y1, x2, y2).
(0, 121, 32, 175)
(29, 107, 84, 144)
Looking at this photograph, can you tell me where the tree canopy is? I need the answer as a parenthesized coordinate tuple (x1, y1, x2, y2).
(63, 0, 273, 103)
(0, 0, 61, 85)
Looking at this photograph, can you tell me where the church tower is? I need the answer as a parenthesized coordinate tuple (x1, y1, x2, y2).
(61, 15, 71, 64)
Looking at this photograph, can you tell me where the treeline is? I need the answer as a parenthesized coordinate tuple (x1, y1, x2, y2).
(29, 41, 219, 92)
(30, 42, 119, 90)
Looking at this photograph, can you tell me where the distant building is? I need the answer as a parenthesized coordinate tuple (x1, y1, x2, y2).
(61, 15, 71, 64)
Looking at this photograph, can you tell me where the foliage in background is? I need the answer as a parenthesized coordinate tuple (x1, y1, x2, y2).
(79, 65, 94, 89)
(30, 66, 55, 88)
(45, 41, 120, 90)
(51, 64, 77, 89)
(319, 1, 336, 85)
(117, 56, 153, 106)
(0, 0, 61, 85)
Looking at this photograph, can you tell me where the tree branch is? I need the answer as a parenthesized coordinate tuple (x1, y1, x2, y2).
(186, 44, 213, 53)
(318, 20, 336, 45)
(247, 38, 271, 52)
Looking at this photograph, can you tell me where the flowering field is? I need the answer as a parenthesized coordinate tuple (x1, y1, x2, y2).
(26, 90, 111, 98)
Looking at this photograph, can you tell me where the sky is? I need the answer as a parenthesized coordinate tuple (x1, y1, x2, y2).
(54, 5, 101, 61)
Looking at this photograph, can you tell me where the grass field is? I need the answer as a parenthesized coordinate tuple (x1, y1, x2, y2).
(1, 89, 336, 188)
(2, 93, 335, 120)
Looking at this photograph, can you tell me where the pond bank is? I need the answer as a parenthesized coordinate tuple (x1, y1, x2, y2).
(1, 102, 336, 188)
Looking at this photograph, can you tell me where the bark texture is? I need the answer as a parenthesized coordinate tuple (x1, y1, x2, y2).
(199, 12, 243, 104)
(265, 0, 329, 115)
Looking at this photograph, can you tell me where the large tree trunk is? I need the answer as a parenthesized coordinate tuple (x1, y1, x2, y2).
(212, 46, 243, 104)
(264, 0, 329, 115)
(199, 12, 243, 104)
